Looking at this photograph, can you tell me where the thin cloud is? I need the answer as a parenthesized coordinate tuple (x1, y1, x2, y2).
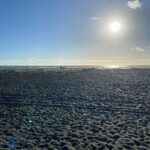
(89, 17, 101, 21)
(131, 47, 145, 52)
(127, 0, 142, 9)
(107, 56, 123, 60)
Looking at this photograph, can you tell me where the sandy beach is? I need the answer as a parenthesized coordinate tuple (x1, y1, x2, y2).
(0, 68, 150, 149)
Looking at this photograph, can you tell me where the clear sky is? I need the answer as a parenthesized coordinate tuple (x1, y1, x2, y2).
(0, 0, 149, 65)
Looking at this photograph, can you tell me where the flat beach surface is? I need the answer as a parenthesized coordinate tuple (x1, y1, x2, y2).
(0, 68, 150, 149)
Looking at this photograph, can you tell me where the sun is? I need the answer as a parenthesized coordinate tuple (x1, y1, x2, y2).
(109, 21, 121, 33)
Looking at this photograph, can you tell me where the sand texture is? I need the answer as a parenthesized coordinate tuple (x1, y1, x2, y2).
(0, 68, 150, 149)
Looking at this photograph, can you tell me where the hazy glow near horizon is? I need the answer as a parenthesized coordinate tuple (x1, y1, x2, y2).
(105, 65, 121, 68)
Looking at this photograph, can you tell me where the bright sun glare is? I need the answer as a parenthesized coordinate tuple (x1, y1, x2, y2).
(109, 21, 121, 33)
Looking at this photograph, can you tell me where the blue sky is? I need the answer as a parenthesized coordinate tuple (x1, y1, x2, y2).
(0, 0, 149, 65)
